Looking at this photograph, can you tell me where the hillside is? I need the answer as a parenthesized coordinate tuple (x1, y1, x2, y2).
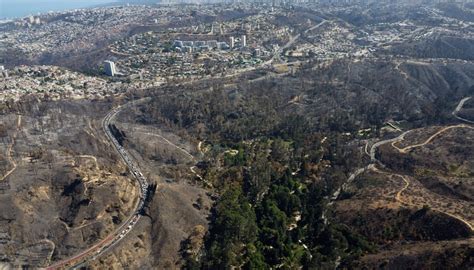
(390, 36, 474, 60)
(1, 2, 473, 269)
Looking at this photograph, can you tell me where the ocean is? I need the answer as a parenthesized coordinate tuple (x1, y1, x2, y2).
(0, 0, 117, 19)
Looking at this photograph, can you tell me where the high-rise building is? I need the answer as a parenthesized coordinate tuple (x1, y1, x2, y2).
(241, 35, 247, 47)
(104, 61, 116, 76)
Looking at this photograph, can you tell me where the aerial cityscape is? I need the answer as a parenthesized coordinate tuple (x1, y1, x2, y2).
(0, 0, 473, 269)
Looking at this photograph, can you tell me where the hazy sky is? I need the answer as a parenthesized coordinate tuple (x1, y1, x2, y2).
(1, 0, 117, 19)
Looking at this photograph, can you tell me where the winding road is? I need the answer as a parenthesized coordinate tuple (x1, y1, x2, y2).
(332, 97, 474, 233)
(372, 97, 474, 232)
(392, 124, 474, 153)
(46, 99, 150, 269)
(453, 97, 474, 124)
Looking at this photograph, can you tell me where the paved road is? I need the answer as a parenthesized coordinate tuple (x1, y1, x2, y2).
(369, 131, 410, 163)
(46, 99, 150, 269)
(271, 20, 327, 64)
(453, 97, 474, 124)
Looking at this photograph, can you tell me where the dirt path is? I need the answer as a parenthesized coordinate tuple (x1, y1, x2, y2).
(395, 62, 410, 80)
(394, 174, 473, 232)
(197, 141, 203, 154)
(134, 129, 212, 187)
(135, 129, 195, 161)
(77, 155, 99, 170)
(133, 127, 205, 183)
(1, 115, 22, 181)
(370, 129, 474, 232)
(350, 97, 474, 232)
(370, 167, 474, 232)
(394, 175, 410, 203)
(392, 124, 474, 153)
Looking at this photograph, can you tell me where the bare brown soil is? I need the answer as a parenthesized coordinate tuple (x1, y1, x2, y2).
(336, 124, 474, 268)
(0, 99, 210, 269)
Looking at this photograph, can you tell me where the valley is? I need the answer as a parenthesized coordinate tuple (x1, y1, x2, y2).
(0, 1, 473, 269)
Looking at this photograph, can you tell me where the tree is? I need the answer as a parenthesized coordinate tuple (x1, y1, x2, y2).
(203, 188, 258, 268)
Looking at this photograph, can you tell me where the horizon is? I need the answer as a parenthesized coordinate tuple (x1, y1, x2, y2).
(0, 0, 119, 19)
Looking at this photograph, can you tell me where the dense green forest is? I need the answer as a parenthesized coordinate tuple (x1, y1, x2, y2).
(177, 134, 373, 268)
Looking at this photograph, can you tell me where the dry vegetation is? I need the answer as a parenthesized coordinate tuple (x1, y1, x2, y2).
(0, 100, 141, 267)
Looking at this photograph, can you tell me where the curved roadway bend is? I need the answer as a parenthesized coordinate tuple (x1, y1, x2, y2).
(392, 124, 474, 153)
(453, 97, 474, 124)
(367, 97, 474, 232)
(46, 98, 151, 269)
(330, 97, 474, 233)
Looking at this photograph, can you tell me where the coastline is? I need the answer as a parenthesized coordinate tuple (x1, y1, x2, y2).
(0, 0, 120, 20)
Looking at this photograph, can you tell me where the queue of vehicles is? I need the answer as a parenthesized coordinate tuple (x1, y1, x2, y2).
(46, 99, 150, 269)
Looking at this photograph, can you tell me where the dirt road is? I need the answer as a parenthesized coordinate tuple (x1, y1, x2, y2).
(1, 115, 22, 181)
